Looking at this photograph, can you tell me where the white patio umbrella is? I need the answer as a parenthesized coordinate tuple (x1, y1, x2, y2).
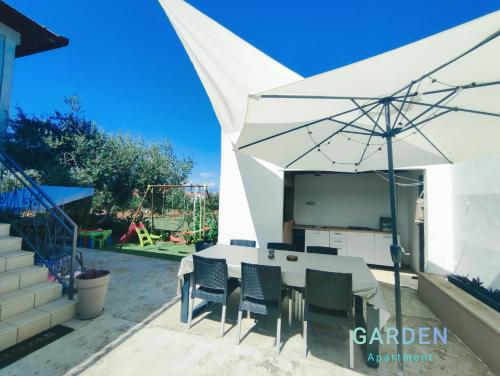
(236, 11, 500, 371)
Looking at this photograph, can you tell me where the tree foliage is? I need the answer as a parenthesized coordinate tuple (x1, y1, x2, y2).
(6, 97, 194, 217)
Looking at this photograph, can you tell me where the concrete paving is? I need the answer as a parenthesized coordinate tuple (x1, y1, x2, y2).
(2, 249, 494, 376)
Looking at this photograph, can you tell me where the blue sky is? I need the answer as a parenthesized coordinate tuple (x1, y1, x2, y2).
(7, 0, 499, 190)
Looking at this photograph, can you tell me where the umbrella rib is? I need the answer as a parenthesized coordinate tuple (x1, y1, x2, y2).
(351, 99, 386, 133)
(327, 101, 385, 136)
(286, 101, 385, 168)
(238, 99, 380, 150)
(285, 126, 348, 169)
(342, 130, 378, 136)
(392, 89, 458, 133)
(389, 102, 453, 163)
(357, 107, 385, 167)
(259, 94, 382, 101)
(391, 83, 414, 129)
(395, 108, 454, 135)
(391, 30, 500, 97)
(419, 80, 500, 96)
(392, 80, 500, 101)
(328, 119, 384, 137)
(356, 133, 376, 168)
(392, 98, 500, 118)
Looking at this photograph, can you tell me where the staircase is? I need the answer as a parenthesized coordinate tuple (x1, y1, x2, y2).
(0, 223, 76, 352)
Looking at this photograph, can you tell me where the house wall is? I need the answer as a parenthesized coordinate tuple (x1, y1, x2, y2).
(425, 157, 500, 290)
(217, 132, 284, 248)
(293, 172, 420, 263)
(450, 157, 500, 290)
(0, 23, 20, 140)
(424, 165, 454, 274)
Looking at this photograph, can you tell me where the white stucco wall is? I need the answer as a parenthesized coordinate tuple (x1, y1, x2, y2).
(425, 165, 454, 275)
(425, 158, 500, 290)
(451, 157, 500, 290)
(218, 132, 284, 248)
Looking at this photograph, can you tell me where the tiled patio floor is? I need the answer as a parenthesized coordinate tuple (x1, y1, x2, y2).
(2, 249, 494, 376)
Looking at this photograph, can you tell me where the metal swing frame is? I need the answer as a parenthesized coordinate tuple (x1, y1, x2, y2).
(131, 184, 210, 241)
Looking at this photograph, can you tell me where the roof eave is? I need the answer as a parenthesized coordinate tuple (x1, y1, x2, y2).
(0, 1, 69, 58)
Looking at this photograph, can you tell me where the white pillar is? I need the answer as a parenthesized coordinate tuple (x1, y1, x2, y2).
(0, 23, 21, 141)
(218, 131, 284, 248)
(425, 165, 454, 274)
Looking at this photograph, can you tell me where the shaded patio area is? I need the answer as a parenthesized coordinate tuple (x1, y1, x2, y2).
(3, 249, 493, 376)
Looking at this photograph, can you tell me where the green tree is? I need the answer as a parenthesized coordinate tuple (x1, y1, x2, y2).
(6, 97, 194, 218)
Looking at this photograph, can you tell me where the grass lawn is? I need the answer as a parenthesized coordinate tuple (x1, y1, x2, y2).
(105, 241, 194, 261)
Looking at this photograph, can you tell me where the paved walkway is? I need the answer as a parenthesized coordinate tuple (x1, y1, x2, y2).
(3, 249, 494, 376)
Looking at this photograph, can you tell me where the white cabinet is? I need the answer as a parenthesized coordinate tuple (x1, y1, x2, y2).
(305, 229, 329, 249)
(304, 228, 399, 266)
(374, 233, 398, 267)
(346, 231, 375, 264)
(329, 230, 347, 256)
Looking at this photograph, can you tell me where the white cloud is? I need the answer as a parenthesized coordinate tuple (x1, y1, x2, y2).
(199, 171, 216, 179)
(189, 171, 220, 191)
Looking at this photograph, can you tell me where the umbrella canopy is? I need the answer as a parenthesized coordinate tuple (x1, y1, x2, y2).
(236, 11, 500, 172)
(235, 10, 500, 372)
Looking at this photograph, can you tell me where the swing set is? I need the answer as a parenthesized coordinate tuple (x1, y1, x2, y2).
(119, 184, 215, 247)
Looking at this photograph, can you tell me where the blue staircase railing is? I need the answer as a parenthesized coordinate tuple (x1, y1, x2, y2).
(0, 149, 78, 299)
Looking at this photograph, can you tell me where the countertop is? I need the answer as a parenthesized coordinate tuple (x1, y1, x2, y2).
(293, 224, 391, 235)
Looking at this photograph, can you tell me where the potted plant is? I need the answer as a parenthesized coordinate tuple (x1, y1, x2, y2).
(76, 269, 111, 319)
(448, 274, 500, 313)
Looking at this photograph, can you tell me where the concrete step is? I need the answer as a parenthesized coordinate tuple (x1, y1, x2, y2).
(4, 308, 51, 343)
(38, 298, 76, 327)
(22, 282, 62, 307)
(0, 250, 34, 272)
(0, 270, 21, 295)
(0, 223, 10, 237)
(0, 236, 22, 253)
(0, 322, 17, 352)
(9, 265, 48, 288)
(0, 290, 34, 320)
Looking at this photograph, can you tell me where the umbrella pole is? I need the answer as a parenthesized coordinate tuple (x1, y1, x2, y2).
(385, 104, 404, 373)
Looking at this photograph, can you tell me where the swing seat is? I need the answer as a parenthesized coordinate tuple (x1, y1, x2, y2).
(169, 234, 185, 244)
(135, 222, 161, 247)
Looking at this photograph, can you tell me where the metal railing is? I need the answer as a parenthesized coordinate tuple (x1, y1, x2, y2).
(0, 149, 77, 299)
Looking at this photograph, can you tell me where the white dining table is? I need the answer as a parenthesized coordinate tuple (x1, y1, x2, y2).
(177, 244, 390, 327)
(177, 244, 389, 368)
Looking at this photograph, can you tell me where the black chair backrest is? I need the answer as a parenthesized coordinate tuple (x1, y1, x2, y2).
(193, 255, 228, 291)
(267, 242, 296, 252)
(305, 269, 352, 312)
(195, 241, 214, 252)
(241, 262, 281, 302)
(230, 239, 256, 248)
(307, 246, 338, 255)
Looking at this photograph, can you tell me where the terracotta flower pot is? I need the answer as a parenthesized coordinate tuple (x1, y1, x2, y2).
(76, 270, 111, 319)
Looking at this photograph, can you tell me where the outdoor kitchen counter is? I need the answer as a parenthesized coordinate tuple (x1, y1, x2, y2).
(293, 224, 389, 234)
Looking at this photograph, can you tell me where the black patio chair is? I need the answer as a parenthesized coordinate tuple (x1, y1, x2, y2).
(195, 240, 214, 252)
(267, 242, 297, 252)
(303, 269, 354, 367)
(267, 242, 300, 321)
(189, 255, 229, 336)
(230, 239, 256, 248)
(306, 246, 338, 255)
(237, 262, 286, 353)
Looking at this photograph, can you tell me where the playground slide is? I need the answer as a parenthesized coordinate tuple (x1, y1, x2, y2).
(119, 222, 142, 244)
